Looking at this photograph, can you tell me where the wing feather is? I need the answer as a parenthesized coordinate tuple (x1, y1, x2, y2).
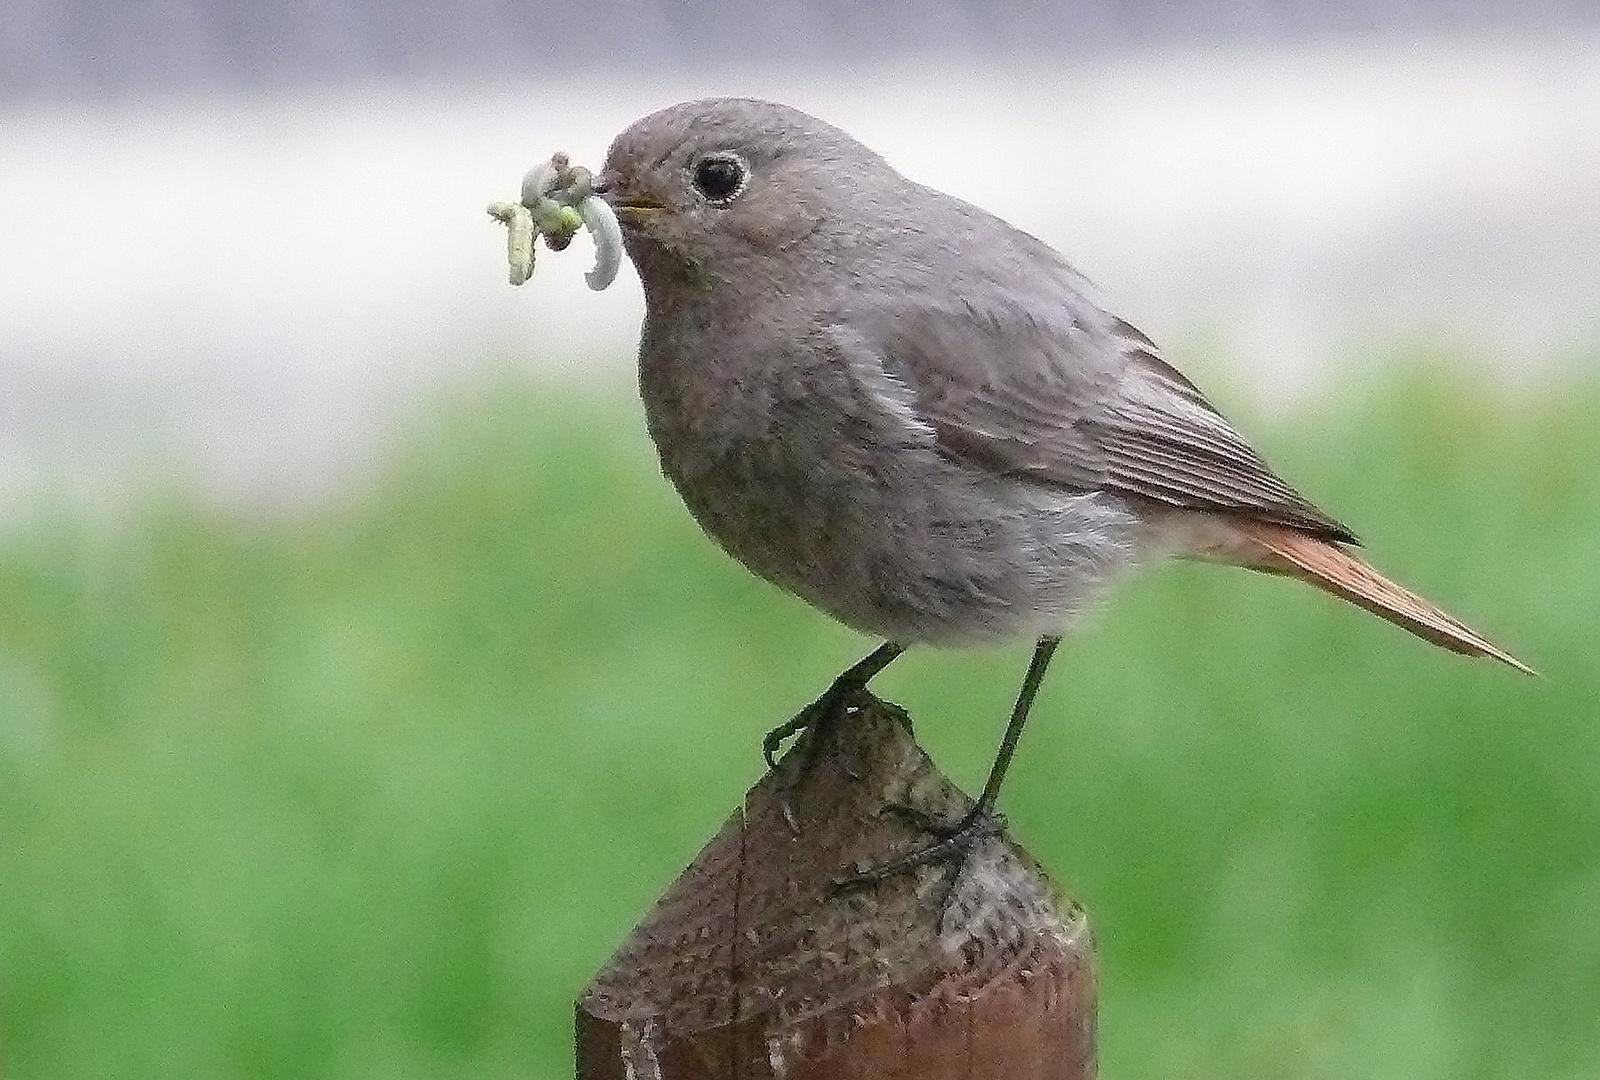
(836, 292, 1356, 543)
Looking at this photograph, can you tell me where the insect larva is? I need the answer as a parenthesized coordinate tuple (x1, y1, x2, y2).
(490, 153, 623, 291)
(486, 201, 536, 286)
(578, 195, 622, 291)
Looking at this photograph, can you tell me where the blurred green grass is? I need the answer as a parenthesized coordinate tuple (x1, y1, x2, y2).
(0, 367, 1596, 1079)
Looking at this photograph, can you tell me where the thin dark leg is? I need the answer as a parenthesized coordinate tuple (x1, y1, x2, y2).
(836, 636, 1063, 913)
(763, 641, 906, 769)
(971, 635, 1061, 817)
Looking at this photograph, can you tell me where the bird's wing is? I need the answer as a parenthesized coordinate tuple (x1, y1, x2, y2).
(834, 293, 1356, 543)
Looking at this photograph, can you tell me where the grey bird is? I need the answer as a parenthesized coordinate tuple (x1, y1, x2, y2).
(593, 97, 1530, 876)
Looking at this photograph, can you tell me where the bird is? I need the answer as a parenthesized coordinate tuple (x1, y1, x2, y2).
(590, 97, 1531, 880)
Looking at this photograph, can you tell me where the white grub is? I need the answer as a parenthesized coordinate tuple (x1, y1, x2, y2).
(579, 194, 622, 290)
(485, 201, 535, 286)
(520, 160, 561, 207)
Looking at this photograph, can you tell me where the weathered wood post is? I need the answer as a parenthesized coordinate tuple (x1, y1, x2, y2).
(576, 693, 1096, 1079)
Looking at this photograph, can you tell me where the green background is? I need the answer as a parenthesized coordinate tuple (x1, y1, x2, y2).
(1, 363, 1595, 1078)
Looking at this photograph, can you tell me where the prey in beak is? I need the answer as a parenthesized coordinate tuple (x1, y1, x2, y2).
(488, 152, 624, 290)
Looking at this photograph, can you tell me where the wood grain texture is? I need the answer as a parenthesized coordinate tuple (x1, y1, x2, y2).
(576, 693, 1095, 1079)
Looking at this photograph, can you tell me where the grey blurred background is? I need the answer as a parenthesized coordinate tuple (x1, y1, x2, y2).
(1, 1, 1596, 512)
(4, 1, 1596, 95)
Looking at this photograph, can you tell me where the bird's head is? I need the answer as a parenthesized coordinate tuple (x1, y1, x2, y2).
(597, 98, 891, 288)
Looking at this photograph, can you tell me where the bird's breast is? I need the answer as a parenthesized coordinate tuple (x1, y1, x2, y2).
(637, 318, 900, 588)
(634, 314, 1144, 644)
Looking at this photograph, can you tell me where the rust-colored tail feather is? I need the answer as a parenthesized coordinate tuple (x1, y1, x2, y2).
(1234, 520, 1535, 675)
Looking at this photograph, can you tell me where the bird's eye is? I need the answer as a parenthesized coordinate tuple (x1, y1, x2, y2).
(692, 153, 748, 203)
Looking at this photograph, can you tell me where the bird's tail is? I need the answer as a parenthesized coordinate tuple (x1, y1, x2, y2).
(1232, 519, 1535, 674)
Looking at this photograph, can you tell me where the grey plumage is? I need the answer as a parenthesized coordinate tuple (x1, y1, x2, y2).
(600, 98, 1341, 645)
(596, 96, 1525, 671)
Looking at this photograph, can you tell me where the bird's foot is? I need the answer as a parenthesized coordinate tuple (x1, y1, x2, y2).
(763, 642, 909, 773)
(833, 802, 1008, 929)
(765, 678, 900, 771)
(763, 684, 872, 833)
(765, 689, 920, 835)
(761, 701, 823, 772)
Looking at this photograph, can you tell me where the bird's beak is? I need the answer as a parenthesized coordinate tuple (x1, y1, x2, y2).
(595, 176, 668, 221)
(608, 197, 669, 219)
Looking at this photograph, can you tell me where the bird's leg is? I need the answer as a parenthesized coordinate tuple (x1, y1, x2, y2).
(834, 636, 1062, 926)
(763, 641, 906, 770)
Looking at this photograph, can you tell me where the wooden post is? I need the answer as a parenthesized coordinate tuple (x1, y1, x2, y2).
(576, 693, 1096, 1079)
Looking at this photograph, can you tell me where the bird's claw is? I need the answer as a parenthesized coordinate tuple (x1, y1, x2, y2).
(763, 685, 874, 835)
(832, 804, 1008, 930)
(761, 708, 814, 771)
(761, 684, 869, 771)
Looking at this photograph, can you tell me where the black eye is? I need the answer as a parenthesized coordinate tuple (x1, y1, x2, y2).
(693, 153, 748, 203)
